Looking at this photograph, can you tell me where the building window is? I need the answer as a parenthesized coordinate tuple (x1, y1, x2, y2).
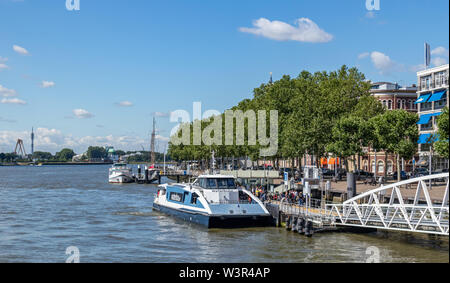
(388, 100, 392, 110)
(378, 161, 384, 173)
(435, 98, 448, 110)
(387, 160, 394, 174)
(397, 100, 402, 109)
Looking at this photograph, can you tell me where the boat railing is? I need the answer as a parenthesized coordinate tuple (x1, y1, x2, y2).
(208, 200, 258, 205)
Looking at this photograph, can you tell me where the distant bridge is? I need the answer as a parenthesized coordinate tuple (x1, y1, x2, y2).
(327, 173, 449, 236)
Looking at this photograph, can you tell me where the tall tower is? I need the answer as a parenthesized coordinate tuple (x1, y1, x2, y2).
(31, 127, 35, 156)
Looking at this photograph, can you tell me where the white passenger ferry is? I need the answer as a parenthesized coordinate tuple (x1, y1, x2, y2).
(153, 175, 272, 228)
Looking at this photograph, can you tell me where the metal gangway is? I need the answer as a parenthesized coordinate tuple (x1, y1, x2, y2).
(327, 173, 449, 236)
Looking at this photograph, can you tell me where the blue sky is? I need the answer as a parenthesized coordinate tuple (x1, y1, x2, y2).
(0, 0, 449, 154)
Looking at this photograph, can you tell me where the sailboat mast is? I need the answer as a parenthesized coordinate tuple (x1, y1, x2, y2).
(151, 117, 156, 165)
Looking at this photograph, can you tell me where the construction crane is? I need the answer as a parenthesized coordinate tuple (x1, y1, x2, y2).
(14, 139, 27, 157)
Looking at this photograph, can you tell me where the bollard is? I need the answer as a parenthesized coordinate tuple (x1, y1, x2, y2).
(286, 216, 292, 231)
(304, 220, 314, 237)
(297, 218, 305, 234)
(145, 167, 149, 183)
(347, 173, 356, 200)
(292, 217, 298, 232)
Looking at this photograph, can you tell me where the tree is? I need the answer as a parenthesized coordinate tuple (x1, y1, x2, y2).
(434, 107, 449, 159)
(55, 148, 76, 161)
(33, 151, 53, 161)
(371, 110, 419, 182)
(86, 146, 107, 160)
(327, 116, 366, 172)
(115, 150, 126, 157)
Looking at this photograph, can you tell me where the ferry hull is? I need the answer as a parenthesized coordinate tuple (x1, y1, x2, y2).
(153, 203, 273, 229)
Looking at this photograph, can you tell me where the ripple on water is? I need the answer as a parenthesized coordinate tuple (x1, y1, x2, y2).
(0, 165, 448, 263)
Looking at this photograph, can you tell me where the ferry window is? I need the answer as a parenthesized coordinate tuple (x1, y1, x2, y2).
(227, 178, 235, 188)
(184, 192, 190, 202)
(206, 178, 217, 189)
(217, 178, 228, 189)
(191, 193, 199, 205)
(169, 192, 184, 203)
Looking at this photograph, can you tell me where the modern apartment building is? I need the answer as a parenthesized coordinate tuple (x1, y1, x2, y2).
(416, 64, 449, 170)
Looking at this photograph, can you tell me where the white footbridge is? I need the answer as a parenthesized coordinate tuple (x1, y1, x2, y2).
(327, 173, 449, 236)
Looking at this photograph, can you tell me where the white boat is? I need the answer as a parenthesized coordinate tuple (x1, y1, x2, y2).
(153, 174, 273, 228)
(109, 163, 134, 184)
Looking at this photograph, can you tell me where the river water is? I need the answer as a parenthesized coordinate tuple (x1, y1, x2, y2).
(0, 165, 448, 263)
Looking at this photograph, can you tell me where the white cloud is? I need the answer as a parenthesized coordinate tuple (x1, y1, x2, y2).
(156, 135, 170, 142)
(0, 57, 7, 62)
(73, 109, 94, 119)
(432, 57, 449, 67)
(431, 46, 449, 57)
(13, 45, 30, 55)
(0, 63, 8, 70)
(116, 101, 133, 107)
(239, 18, 333, 43)
(0, 116, 16, 123)
(41, 81, 55, 88)
(0, 85, 17, 97)
(153, 111, 170, 118)
(358, 52, 370, 59)
(0, 128, 160, 154)
(1, 98, 27, 105)
(369, 51, 403, 74)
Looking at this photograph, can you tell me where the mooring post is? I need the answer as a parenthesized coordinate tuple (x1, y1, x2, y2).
(292, 217, 298, 232)
(347, 173, 356, 200)
(298, 218, 305, 234)
(145, 167, 149, 183)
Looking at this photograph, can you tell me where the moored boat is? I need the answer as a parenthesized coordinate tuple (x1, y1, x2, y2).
(109, 163, 134, 184)
(153, 174, 273, 228)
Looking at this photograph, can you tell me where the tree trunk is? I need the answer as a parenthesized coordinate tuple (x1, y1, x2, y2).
(396, 154, 401, 183)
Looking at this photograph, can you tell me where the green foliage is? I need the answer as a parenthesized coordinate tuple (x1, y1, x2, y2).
(55, 148, 76, 161)
(168, 65, 376, 165)
(33, 151, 53, 161)
(370, 110, 419, 181)
(435, 107, 449, 158)
(0, 153, 18, 162)
(86, 146, 108, 160)
(126, 151, 170, 163)
(115, 150, 126, 157)
(326, 116, 367, 171)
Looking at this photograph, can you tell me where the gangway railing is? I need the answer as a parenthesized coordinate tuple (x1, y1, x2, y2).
(327, 173, 449, 236)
